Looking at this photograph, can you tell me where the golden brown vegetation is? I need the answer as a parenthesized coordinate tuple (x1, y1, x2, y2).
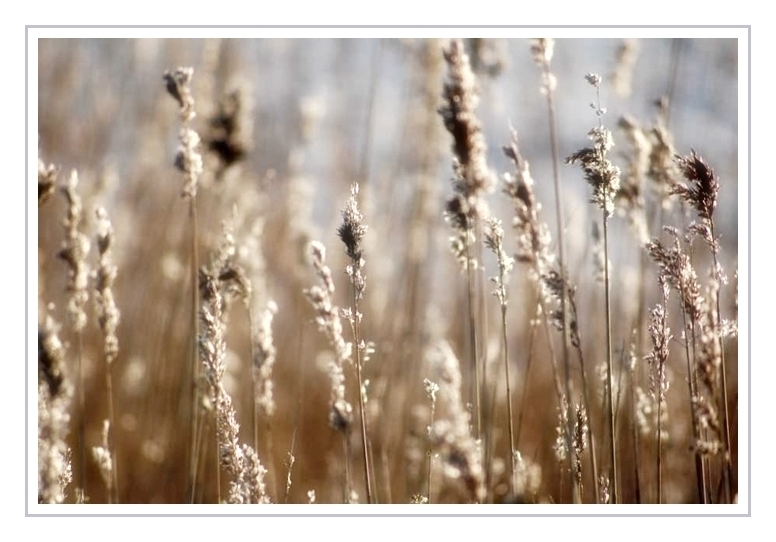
(37, 37, 738, 505)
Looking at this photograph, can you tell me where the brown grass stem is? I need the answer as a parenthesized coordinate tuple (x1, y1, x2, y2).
(708, 222, 734, 502)
(338, 183, 374, 503)
(351, 289, 374, 503)
(565, 72, 624, 502)
(533, 39, 579, 502)
(464, 235, 483, 443)
(76, 335, 86, 500)
(602, 209, 618, 503)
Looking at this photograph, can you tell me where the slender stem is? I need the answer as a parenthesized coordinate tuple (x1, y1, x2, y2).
(250, 308, 259, 460)
(287, 314, 307, 504)
(342, 431, 353, 503)
(541, 56, 578, 503)
(514, 300, 539, 449)
(573, 336, 600, 503)
(602, 211, 618, 503)
(192, 405, 207, 503)
(249, 306, 279, 503)
(215, 395, 221, 504)
(657, 379, 663, 504)
(426, 402, 435, 504)
(105, 356, 118, 503)
(464, 229, 482, 442)
(678, 291, 707, 503)
(187, 198, 201, 504)
(628, 369, 642, 504)
(501, 304, 516, 495)
(263, 417, 278, 502)
(285, 428, 298, 504)
(351, 287, 374, 504)
(709, 222, 733, 502)
(76, 332, 86, 501)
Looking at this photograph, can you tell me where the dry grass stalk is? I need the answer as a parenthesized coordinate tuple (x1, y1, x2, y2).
(439, 37, 494, 458)
(91, 420, 114, 499)
(304, 241, 354, 431)
(508, 128, 602, 499)
(337, 182, 374, 503)
(252, 300, 278, 419)
(645, 277, 672, 502)
(198, 265, 270, 503)
(502, 128, 595, 498)
(483, 217, 516, 496)
(566, 73, 622, 503)
(616, 115, 650, 245)
(58, 171, 91, 334)
(38, 313, 73, 504)
(57, 169, 90, 498)
(304, 240, 355, 501)
(531, 37, 580, 502)
(164, 67, 203, 199)
(648, 118, 682, 214)
(423, 378, 439, 502)
(93, 206, 120, 502)
(646, 227, 709, 501)
(231, 199, 281, 499)
(426, 341, 485, 503)
(165, 66, 205, 503)
(671, 149, 733, 501)
(572, 404, 589, 492)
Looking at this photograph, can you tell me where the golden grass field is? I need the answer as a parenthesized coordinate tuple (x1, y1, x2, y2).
(36, 37, 739, 505)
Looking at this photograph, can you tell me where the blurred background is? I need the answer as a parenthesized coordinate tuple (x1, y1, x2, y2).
(36, 37, 739, 504)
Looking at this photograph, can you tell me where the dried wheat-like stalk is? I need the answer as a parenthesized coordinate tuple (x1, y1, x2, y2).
(164, 66, 206, 503)
(572, 404, 589, 492)
(199, 266, 270, 504)
(252, 301, 278, 419)
(439, 39, 495, 216)
(337, 182, 374, 503)
(426, 341, 485, 503)
(91, 420, 114, 499)
(645, 276, 672, 502)
(304, 241, 354, 431)
(93, 206, 120, 502)
(566, 73, 621, 503)
(646, 227, 709, 501)
(57, 169, 90, 499)
(439, 37, 494, 455)
(422, 378, 439, 503)
(531, 38, 580, 502)
(483, 217, 516, 497)
(38, 313, 73, 504)
(304, 240, 355, 501)
(671, 149, 733, 502)
(58, 171, 91, 334)
(164, 67, 203, 199)
(504, 126, 596, 500)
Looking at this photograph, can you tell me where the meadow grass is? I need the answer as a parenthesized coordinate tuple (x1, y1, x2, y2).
(36, 37, 739, 505)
